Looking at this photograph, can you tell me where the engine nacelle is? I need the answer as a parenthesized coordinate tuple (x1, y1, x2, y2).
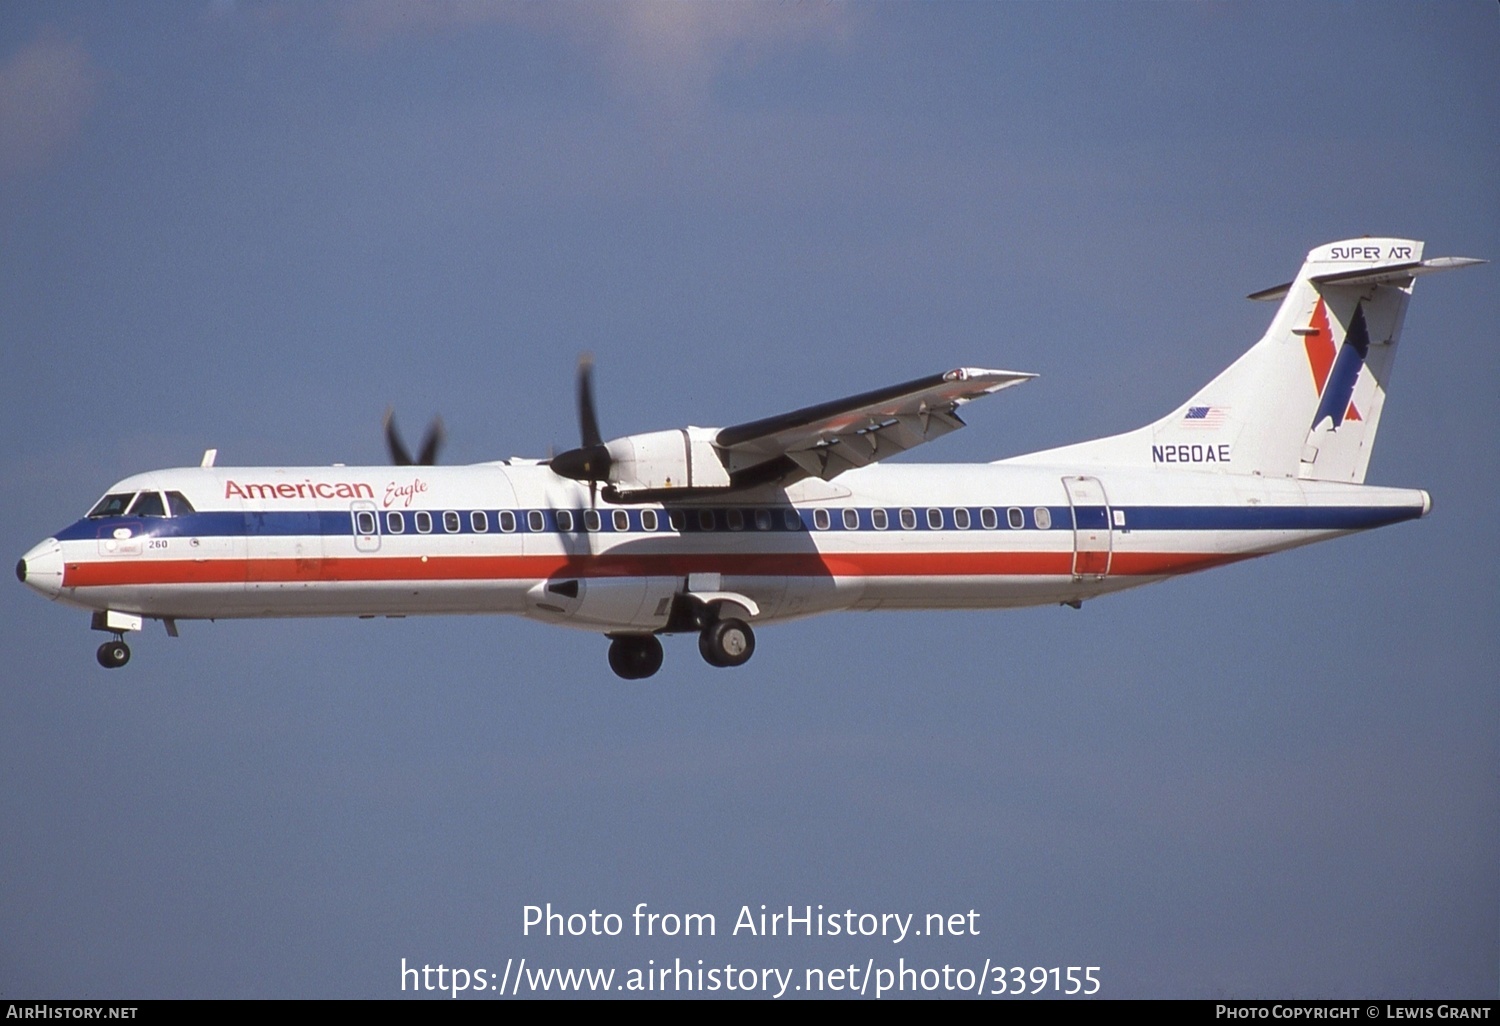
(526, 576, 680, 631)
(606, 427, 732, 493)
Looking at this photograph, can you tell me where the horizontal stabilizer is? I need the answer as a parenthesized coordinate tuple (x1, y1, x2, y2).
(1249, 254, 1484, 301)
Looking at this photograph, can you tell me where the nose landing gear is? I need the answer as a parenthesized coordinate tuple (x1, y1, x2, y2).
(89, 611, 143, 669)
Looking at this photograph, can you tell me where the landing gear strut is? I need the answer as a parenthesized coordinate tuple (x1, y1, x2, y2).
(608, 634, 664, 679)
(96, 637, 131, 669)
(699, 617, 755, 668)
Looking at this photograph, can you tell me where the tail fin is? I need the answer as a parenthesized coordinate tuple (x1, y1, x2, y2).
(1005, 238, 1482, 483)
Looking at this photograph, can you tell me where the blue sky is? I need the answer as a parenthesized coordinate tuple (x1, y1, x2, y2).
(2, 1, 1496, 999)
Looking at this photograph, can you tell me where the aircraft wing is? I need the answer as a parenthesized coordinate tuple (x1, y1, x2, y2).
(715, 367, 1035, 481)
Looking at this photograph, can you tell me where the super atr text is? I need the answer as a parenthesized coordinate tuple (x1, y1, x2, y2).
(523, 902, 979, 942)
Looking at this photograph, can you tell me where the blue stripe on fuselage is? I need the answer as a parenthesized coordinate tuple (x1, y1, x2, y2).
(54, 502, 1423, 542)
(1121, 505, 1418, 531)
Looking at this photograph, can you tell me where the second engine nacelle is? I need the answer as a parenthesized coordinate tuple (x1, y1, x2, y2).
(526, 576, 682, 631)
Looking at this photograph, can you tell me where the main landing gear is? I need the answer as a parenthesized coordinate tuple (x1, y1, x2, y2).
(608, 634, 664, 680)
(96, 637, 131, 669)
(699, 617, 755, 668)
(605, 617, 757, 679)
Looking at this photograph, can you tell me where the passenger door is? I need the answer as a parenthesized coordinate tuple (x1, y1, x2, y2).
(1062, 475, 1112, 580)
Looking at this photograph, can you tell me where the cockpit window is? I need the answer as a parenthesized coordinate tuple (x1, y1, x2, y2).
(88, 493, 136, 518)
(126, 491, 167, 517)
(165, 491, 196, 516)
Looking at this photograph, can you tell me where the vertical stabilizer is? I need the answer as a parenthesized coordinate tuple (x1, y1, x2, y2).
(1004, 239, 1482, 483)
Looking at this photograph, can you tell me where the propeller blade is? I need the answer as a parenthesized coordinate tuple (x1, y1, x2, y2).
(384, 409, 444, 466)
(552, 355, 612, 499)
(577, 353, 603, 449)
(416, 416, 445, 466)
(384, 408, 414, 466)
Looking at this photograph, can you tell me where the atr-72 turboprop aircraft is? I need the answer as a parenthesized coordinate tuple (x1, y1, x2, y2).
(17, 239, 1481, 677)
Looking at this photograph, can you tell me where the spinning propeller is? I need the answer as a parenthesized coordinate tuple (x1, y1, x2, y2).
(383, 409, 445, 466)
(550, 354, 613, 504)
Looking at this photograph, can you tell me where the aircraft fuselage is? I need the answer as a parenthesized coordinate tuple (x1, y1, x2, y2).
(19, 461, 1429, 630)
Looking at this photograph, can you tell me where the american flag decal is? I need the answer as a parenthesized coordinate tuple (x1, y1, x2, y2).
(1182, 405, 1228, 427)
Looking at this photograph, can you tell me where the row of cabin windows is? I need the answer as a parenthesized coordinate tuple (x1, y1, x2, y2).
(781, 506, 1051, 531)
(380, 508, 647, 535)
(360, 505, 1057, 537)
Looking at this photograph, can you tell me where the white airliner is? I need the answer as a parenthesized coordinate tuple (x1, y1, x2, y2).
(17, 238, 1481, 677)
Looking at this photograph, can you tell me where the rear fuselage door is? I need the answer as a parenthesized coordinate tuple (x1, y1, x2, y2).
(1062, 475, 1112, 580)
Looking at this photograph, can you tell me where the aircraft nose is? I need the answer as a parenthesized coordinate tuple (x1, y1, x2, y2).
(18, 538, 64, 599)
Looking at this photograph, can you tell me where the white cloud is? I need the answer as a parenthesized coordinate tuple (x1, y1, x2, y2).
(0, 32, 98, 177)
(336, 0, 854, 99)
(585, 2, 852, 90)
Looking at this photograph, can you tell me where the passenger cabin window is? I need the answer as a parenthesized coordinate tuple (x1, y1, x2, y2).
(415, 511, 433, 533)
(583, 509, 600, 532)
(128, 491, 167, 518)
(88, 493, 135, 518)
(641, 509, 659, 532)
(557, 509, 576, 532)
(165, 491, 196, 516)
(527, 510, 545, 532)
(981, 507, 998, 530)
(783, 509, 801, 531)
(1034, 507, 1053, 530)
(754, 509, 771, 531)
(842, 508, 859, 530)
(1007, 507, 1024, 529)
(697, 509, 715, 531)
(813, 508, 831, 531)
(954, 508, 971, 530)
(354, 510, 377, 536)
(471, 510, 488, 533)
(899, 508, 917, 530)
(499, 510, 517, 533)
(926, 508, 943, 530)
(386, 512, 405, 534)
(871, 508, 889, 530)
(613, 510, 629, 531)
(443, 511, 461, 533)
(669, 510, 686, 531)
(727, 509, 745, 531)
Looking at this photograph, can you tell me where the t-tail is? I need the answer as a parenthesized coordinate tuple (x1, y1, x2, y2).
(1005, 238, 1483, 483)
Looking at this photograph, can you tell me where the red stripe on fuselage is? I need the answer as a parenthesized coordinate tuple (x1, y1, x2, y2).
(62, 548, 1247, 588)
